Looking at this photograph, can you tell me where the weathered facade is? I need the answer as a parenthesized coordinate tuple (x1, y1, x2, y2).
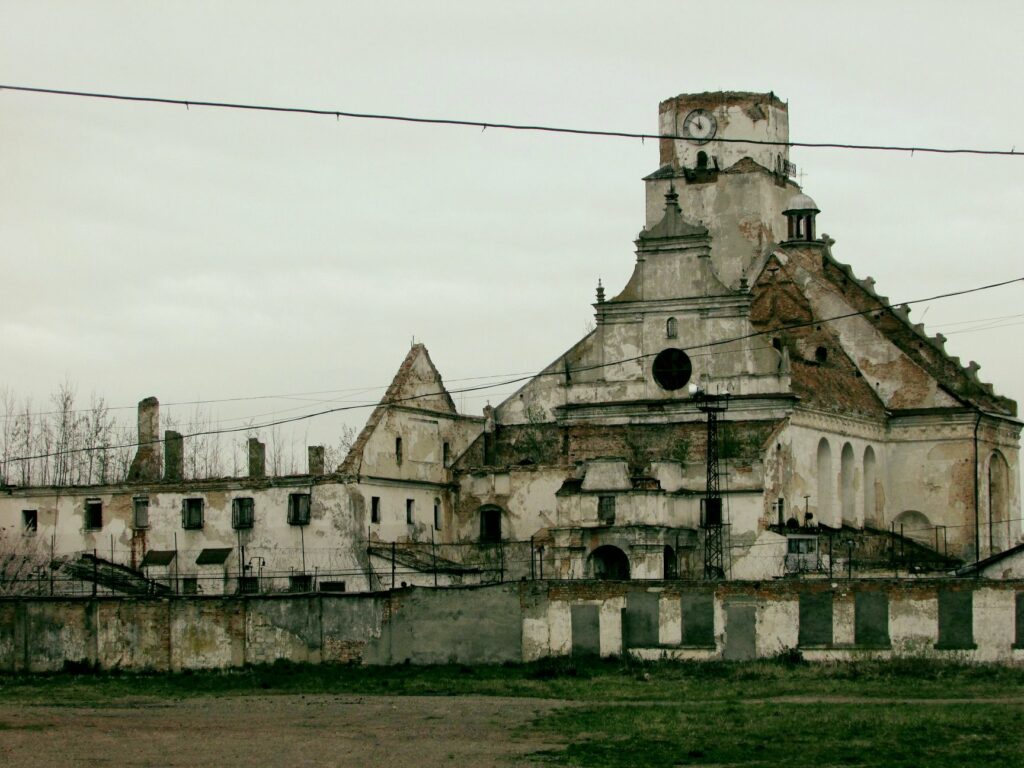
(1, 91, 1020, 595)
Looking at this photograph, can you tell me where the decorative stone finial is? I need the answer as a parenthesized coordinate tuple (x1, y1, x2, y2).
(596, 279, 605, 303)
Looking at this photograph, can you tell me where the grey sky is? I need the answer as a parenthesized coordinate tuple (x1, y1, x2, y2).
(2, 1, 1022, 463)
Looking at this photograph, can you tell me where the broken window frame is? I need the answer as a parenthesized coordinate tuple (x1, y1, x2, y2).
(181, 498, 205, 530)
(232, 497, 255, 530)
(84, 499, 103, 531)
(22, 509, 38, 535)
(287, 493, 311, 526)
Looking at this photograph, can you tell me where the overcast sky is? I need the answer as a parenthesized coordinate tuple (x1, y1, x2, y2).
(2, 2, 1022, 465)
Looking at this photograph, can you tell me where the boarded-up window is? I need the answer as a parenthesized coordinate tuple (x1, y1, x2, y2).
(181, 498, 204, 530)
(133, 497, 149, 530)
(288, 493, 311, 526)
(854, 592, 890, 647)
(232, 497, 254, 529)
(798, 591, 833, 646)
(681, 593, 715, 646)
(936, 590, 975, 650)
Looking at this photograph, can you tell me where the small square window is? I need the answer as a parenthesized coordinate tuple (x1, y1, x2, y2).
(181, 498, 204, 530)
(288, 493, 311, 526)
(406, 499, 414, 525)
(598, 496, 616, 525)
(433, 498, 441, 531)
(133, 497, 150, 530)
(371, 496, 381, 524)
(22, 510, 38, 535)
(84, 500, 103, 531)
(232, 497, 255, 530)
(237, 576, 259, 594)
(181, 577, 199, 595)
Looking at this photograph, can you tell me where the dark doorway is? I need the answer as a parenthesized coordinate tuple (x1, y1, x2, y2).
(479, 506, 502, 543)
(587, 545, 630, 580)
(663, 545, 677, 579)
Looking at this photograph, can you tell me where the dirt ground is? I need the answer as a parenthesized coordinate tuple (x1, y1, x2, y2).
(0, 694, 567, 767)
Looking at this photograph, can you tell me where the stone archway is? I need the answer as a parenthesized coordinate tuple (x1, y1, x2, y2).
(587, 545, 630, 580)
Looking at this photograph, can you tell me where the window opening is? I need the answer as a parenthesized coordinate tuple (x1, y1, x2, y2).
(395, 436, 403, 465)
(289, 573, 313, 592)
(371, 496, 381, 524)
(84, 499, 103, 531)
(181, 498, 204, 530)
(22, 509, 37, 535)
(232, 497, 255, 530)
(406, 498, 414, 525)
(442, 441, 450, 467)
(288, 493, 311, 526)
(133, 497, 149, 530)
(433, 498, 441, 530)
(480, 506, 502, 543)
(666, 316, 678, 339)
(598, 496, 616, 525)
(181, 577, 199, 595)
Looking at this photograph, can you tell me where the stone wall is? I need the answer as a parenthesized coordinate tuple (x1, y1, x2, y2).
(1, 579, 1022, 672)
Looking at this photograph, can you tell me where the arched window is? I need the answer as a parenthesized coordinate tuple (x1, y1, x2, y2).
(863, 446, 877, 526)
(840, 443, 855, 526)
(989, 451, 1010, 554)
(666, 316, 678, 339)
(893, 510, 932, 546)
(696, 151, 708, 169)
(479, 505, 502, 544)
(816, 438, 833, 526)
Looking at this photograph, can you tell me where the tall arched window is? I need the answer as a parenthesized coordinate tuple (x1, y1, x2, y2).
(989, 451, 1010, 554)
(816, 438, 833, 526)
(863, 446, 877, 526)
(666, 317, 678, 339)
(840, 443, 855, 526)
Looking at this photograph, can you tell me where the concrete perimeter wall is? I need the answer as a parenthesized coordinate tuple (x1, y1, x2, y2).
(1, 580, 1022, 671)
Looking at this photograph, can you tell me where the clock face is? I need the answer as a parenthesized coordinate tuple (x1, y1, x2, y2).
(682, 109, 717, 145)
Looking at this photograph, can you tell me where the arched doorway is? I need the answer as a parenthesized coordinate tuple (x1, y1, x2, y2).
(989, 451, 1010, 554)
(893, 510, 932, 546)
(587, 545, 630, 580)
(479, 505, 502, 544)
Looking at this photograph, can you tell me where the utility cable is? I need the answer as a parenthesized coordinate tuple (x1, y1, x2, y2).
(2, 84, 1022, 158)
(2, 275, 1021, 464)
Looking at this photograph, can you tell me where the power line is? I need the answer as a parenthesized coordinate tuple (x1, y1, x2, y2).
(3, 275, 1020, 466)
(2, 83, 1022, 158)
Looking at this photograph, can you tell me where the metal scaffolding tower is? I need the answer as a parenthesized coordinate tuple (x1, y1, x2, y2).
(696, 389, 730, 579)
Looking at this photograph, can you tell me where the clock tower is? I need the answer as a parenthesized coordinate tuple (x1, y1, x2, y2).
(644, 91, 802, 288)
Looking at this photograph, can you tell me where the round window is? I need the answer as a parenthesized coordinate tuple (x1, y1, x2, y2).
(652, 348, 693, 390)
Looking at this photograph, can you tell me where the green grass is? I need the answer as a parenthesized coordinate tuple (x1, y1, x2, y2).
(532, 700, 1024, 767)
(3, 657, 1022, 765)
(1, 655, 1023, 705)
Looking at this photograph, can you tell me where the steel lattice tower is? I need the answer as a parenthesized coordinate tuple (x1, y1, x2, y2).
(696, 391, 730, 579)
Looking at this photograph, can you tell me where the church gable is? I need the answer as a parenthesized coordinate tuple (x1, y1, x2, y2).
(339, 343, 457, 474)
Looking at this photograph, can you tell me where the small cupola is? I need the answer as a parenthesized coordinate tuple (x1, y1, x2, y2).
(783, 193, 820, 241)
